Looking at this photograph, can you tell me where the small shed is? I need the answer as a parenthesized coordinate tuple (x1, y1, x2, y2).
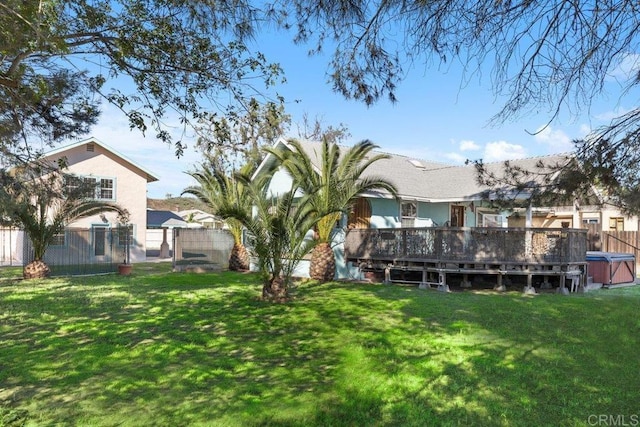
(586, 251, 636, 286)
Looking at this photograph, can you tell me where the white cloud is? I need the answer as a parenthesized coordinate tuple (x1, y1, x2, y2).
(607, 52, 640, 81)
(533, 125, 574, 153)
(443, 152, 467, 163)
(594, 106, 632, 122)
(579, 123, 593, 136)
(459, 139, 480, 151)
(483, 141, 527, 162)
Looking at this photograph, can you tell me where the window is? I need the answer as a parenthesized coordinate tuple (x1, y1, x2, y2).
(64, 175, 115, 201)
(582, 218, 599, 224)
(609, 217, 624, 231)
(65, 176, 94, 198)
(401, 201, 417, 227)
(479, 212, 507, 227)
(50, 232, 66, 246)
(98, 178, 114, 200)
(117, 225, 133, 247)
(482, 214, 504, 227)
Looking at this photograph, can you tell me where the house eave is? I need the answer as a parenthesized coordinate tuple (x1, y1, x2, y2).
(44, 137, 160, 183)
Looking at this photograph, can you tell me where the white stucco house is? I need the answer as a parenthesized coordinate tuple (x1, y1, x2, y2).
(178, 209, 225, 229)
(41, 137, 159, 262)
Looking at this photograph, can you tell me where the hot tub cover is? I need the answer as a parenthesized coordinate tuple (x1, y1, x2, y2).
(586, 251, 635, 262)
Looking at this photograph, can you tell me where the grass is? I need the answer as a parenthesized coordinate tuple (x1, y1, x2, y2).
(1, 263, 639, 426)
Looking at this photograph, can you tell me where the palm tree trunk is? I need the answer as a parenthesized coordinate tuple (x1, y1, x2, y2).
(229, 243, 250, 271)
(262, 276, 288, 301)
(23, 260, 51, 279)
(309, 242, 336, 282)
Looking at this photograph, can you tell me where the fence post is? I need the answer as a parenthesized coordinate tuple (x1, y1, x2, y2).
(172, 228, 179, 269)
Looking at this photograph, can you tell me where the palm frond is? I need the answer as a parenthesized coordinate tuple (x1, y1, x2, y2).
(273, 138, 398, 242)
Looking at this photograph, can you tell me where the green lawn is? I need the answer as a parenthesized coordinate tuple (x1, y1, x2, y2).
(1, 264, 638, 426)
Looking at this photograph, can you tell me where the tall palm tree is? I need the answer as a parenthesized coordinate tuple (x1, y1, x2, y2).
(1, 170, 125, 279)
(217, 171, 319, 300)
(183, 163, 253, 271)
(267, 138, 398, 282)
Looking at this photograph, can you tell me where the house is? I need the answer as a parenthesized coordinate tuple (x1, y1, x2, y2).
(178, 209, 225, 229)
(147, 210, 189, 229)
(41, 137, 159, 262)
(255, 138, 640, 280)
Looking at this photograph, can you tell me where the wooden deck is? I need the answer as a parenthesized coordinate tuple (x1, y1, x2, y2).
(344, 227, 588, 292)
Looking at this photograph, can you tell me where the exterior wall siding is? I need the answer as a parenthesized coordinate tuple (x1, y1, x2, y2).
(45, 142, 152, 262)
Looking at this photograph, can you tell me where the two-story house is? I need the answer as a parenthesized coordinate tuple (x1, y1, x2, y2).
(42, 137, 159, 262)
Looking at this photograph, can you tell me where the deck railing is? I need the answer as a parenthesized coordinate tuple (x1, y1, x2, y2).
(344, 227, 587, 264)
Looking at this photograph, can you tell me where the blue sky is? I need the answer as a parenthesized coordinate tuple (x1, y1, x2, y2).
(82, 32, 638, 199)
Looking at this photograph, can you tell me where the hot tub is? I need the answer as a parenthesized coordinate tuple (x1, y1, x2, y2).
(586, 251, 636, 286)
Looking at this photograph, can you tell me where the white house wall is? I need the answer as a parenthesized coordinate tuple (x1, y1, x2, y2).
(265, 167, 305, 197)
(47, 143, 150, 262)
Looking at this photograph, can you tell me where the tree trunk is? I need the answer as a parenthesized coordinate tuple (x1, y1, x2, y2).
(229, 243, 250, 271)
(309, 242, 336, 282)
(23, 260, 51, 279)
(261, 276, 288, 302)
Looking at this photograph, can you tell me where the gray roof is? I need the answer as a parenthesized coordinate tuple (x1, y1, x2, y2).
(147, 210, 188, 228)
(274, 138, 572, 202)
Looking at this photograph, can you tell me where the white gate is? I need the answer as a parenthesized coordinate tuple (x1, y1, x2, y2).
(0, 227, 24, 267)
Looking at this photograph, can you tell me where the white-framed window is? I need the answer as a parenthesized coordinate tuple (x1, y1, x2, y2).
(401, 201, 417, 227)
(50, 232, 66, 246)
(478, 212, 507, 227)
(97, 178, 114, 200)
(65, 175, 116, 201)
(582, 218, 599, 224)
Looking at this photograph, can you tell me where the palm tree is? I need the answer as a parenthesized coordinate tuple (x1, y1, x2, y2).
(1, 169, 125, 279)
(267, 138, 398, 282)
(217, 171, 319, 300)
(183, 163, 253, 271)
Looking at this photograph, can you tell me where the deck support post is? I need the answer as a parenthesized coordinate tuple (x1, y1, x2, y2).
(522, 274, 537, 295)
(523, 274, 537, 295)
(557, 274, 570, 295)
(460, 273, 472, 288)
(419, 269, 429, 289)
(384, 265, 391, 284)
(437, 272, 449, 292)
(540, 277, 552, 289)
(494, 274, 506, 292)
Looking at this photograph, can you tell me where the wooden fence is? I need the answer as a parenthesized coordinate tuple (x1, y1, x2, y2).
(345, 227, 587, 265)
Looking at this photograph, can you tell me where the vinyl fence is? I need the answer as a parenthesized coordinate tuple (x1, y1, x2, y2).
(173, 228, 234, 269)
(21, 227, 133, 276)
(0, 227, 24, 267)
